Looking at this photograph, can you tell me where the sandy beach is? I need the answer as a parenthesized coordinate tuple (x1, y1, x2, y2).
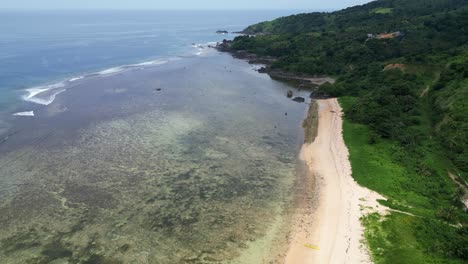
(285, 98, 386, 264)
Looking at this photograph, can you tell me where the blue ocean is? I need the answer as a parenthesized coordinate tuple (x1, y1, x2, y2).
(0, 10, 301, 113)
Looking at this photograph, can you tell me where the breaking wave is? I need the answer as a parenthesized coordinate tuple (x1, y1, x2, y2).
(23, 82, 66, 105)
(192, 42, 218, 56)
(20, 41, 219, 106)
(22, 58, 177, 105)
(13, 111, 34, 117)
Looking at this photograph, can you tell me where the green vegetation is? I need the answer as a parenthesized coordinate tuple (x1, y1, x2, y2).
(341, 97, 467, 263)
(230, 0, 468, 262)
(372, 7, 394, 14)
(362, 212, 467, 264)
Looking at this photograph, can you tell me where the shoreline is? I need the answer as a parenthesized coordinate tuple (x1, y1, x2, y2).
(215, 40, 335, 95)
(285, 98, 387, 264)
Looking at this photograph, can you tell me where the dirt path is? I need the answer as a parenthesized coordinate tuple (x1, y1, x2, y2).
(285, 98, 387, 264)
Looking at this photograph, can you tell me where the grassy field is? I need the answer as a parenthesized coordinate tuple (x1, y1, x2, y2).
(339, 97, 467, 264)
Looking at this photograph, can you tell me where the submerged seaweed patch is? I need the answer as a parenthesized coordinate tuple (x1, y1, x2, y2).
(41, 241, 73, 261)
(0, 228, 41, 254)
(0, 110, 299, 263)
(83, 254, 123, 264)
(62, 183, 117, 209)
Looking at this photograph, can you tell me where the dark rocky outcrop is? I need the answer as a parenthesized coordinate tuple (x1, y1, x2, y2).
(292, 97, 305, 103)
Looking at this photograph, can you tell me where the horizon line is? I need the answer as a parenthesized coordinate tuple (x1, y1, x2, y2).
(0, 8, 336, 12)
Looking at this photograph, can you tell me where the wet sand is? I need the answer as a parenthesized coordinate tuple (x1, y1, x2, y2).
(285, 98, 386, 264)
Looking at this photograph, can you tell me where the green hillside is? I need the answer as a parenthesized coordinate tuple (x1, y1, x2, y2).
(229, 0, 468, 263)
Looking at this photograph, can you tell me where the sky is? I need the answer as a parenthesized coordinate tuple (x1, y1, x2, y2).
(0, 0, 374, 10)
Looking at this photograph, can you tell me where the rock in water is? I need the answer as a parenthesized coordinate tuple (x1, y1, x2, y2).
(292, 97, 305, 103)
(287, 90, 293, 98)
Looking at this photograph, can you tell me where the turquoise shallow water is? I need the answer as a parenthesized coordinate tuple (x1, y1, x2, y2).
(0, 48, 312, 263)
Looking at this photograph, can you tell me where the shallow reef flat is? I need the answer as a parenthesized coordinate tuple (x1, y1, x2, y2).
(0, 52, 310, 263)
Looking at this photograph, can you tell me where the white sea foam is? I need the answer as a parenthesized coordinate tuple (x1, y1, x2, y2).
(97, 67, 125, 75)
(21, 57, 178, 105)
(13, 111, 34, 117)
(97, 59, 171, 76)
(195, 47, 212, 56)
(193, 42, 218, 48)
(69, 76, 84, 82)
(192, 42, 218, 56)
(23, 82, 66, 105)
(131, 59, 169, 67)
(25, 87, 52, 99)
(25, 89, 65, 105)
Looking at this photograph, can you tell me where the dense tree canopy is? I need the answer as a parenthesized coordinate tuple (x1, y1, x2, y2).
(232, 0, 467, 176)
